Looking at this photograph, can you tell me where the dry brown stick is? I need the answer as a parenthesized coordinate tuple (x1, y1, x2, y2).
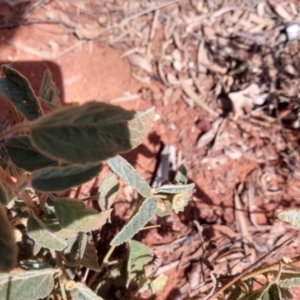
(115, 0, 178, 29)
(180, 79, 219, 117)
(146, 9, 159, 57)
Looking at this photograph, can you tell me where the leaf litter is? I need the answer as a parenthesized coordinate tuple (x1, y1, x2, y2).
(3, 0, 300, 298)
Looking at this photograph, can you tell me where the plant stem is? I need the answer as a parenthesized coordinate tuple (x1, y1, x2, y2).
(88, 245, 116, 287)
(38, 193, 48, 216)
(241, 255, 300, 281)
(20, 190, 40, 216)
(6, 101, 24, 124)
(140, 224, 161, 231)
(0, 122, 30, 141)
(102, 245, 116, 266)
(55, 251, 69, 300)
(74, 185, 82, 199)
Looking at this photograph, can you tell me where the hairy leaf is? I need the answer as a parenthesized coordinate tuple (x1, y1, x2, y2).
(63, 233, 87, 266)
(39, 69, 60, 105)
(6, 136, 58, 171)
(54, 198, 111, 232)
(110, 197, 158, 246)
(263, 283, 281, 300)
(0, 203, 18, 272)
(98, 172, 119, 220)
(20, 260, 52, 271)
(174, 164, 188, 184)
(43, 219, 77, 239)
(279, 272, 300, 288)
(155, 183, 195, 194)
(127, 240, 153, 285)
(227, 286, 242, 300)
(32, 163, 101, 192)
(66, 281, 104, 300)
(155, 199, 173, 217)
(81, 243, 100, 271)
(138, 277, 150, 293)
(30, 102, 155, 164)
(280, 287, 293, 299)
(238, 284, 270, 300)
(27, 213, 67, 251)
(150, 274, 168, 293)
(0, 65, 43, 120)
(107, 155, 152, 198)
(0, 268, 57, 300)
(172, 193, 189, 214)
(278, 209, 300, 230)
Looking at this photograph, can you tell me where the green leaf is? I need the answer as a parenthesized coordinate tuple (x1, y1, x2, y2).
(81, 243, 100, 271)
(0, 268, 57, 300)
(43, 219, 77, 239)
(278, 209, 300, 230)
(227, 286, 242, 300)
(138, 277, 150, 293)
(31, 163, 101, 192)
(110, 197, 158, 246)
(155, 200, 173, 217)
(54, 198, 111, 232)
(6, 136, 58, 171)
(263, 283, 281, 300)
(27, 213, 68, 251)
(66, 282, 104, 300)
(20, 260, 51, 271)
(107, 155, 152, 198)
(150, 274, 168, 293)
(127, 240, 153, 285)
(39, 69, 60, 105)
(98, 172, 119, 215)
(0, 203, 18, 272)
(279, 272, 300, 288)
(280, 287, 293, 299)
(174, 164, 188, 184)
(0, 65, 43, 120)
(0, 180, 13, 205)
(172, 193, 189, 214)
(63, 233, 87, 266)
(30, 102, 155, 164)
(238, 284, 270, 300)
(154, 183, 195, 194)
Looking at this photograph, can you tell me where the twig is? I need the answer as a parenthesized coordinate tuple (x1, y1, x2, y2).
(139, 224, 161, 231)
(146, 9, 160, 57)
(180, 79, 219, 117)
(201, 274, 217, 300)
(74, 185, 82, 199)
(110, 94, 141, 103)
(20, 190, 40, 216)
(88, 245, 116, 288)
(55, 251, 69, 300)
(9, 40, 86, 59)
(206, 238, 293, 300)
(82, 268, 90, 283)
(0, 122, 30, 141)
(112, 0, 179, 29)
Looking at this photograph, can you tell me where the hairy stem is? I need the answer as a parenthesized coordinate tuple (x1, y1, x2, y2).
(74, 185, 82, 199)
(0, 122, 30, 141)
(88, 245, 116, 287)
